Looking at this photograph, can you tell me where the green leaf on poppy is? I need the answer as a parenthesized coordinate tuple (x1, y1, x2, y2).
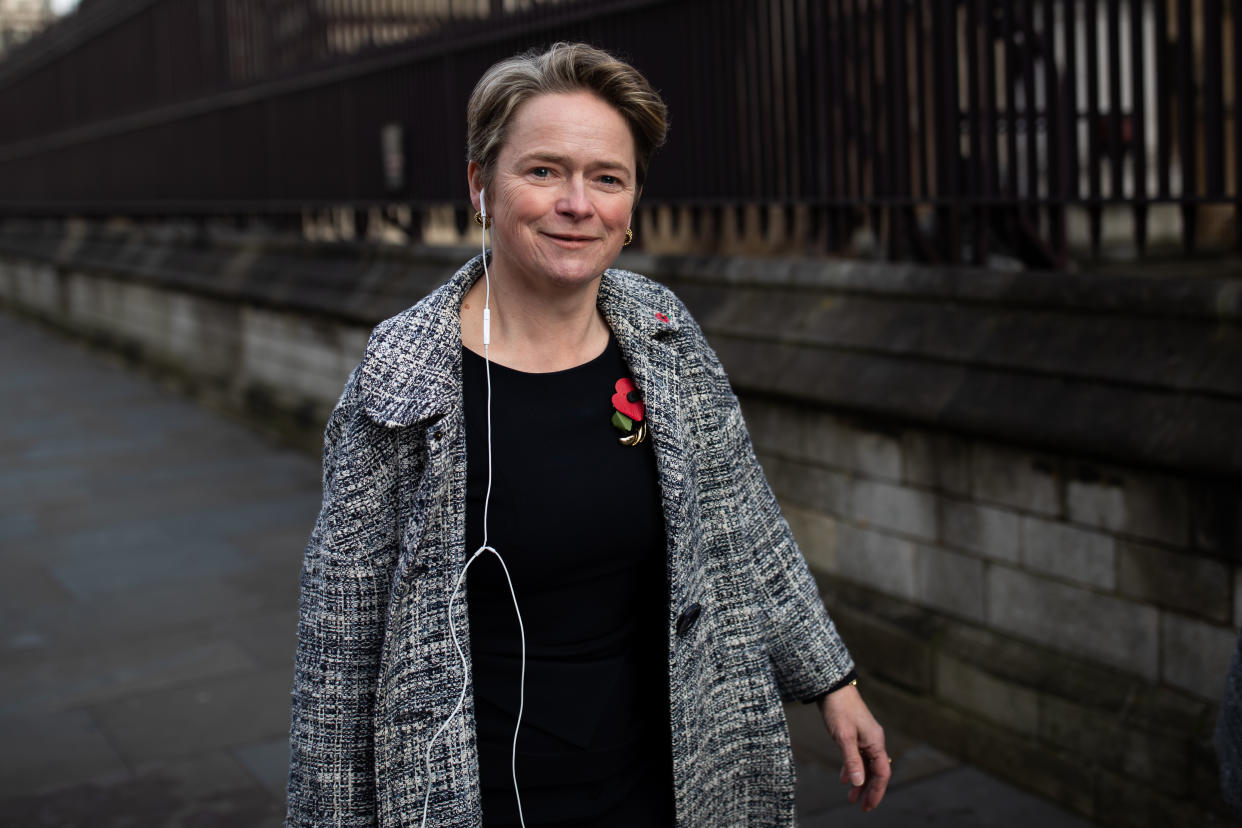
(611, 411, 633, 432)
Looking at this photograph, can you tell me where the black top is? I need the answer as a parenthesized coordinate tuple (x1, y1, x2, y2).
(463, 335, 674, 827)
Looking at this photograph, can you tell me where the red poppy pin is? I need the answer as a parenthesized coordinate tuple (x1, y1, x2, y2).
(610, 377, 649, 446)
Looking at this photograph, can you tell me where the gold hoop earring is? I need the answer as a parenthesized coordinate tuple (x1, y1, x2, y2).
(624, 227, 634, 246)
(474, 211, 492, 228)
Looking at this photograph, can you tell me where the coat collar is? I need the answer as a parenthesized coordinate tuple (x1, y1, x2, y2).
(358, 254, 683, 427)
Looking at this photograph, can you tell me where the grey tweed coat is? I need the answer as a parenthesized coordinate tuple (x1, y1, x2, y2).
(287, 254, 855, 827)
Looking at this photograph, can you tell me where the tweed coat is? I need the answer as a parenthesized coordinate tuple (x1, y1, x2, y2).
(287, 254, 855, 827)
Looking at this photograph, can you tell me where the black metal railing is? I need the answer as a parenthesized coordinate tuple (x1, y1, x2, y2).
(0, 0, 1238, 266)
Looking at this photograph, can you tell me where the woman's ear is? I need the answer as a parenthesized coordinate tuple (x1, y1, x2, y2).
(467, 161, 485, 212)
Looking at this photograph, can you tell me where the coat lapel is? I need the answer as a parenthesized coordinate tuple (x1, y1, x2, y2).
(357, 256, 483, 429)
(598, 271, 699, 606)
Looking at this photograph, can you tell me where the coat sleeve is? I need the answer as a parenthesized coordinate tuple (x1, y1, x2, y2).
(726, 398, 855, 701)
(680, 307, 855, 703)
(287, 368, 402, 827)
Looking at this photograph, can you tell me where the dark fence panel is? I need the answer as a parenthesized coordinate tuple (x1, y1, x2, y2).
(0, 0, 1239, 265)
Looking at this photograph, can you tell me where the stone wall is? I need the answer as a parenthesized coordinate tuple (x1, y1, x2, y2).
(1, 221, 1239, 826)
(747, 402, 1237, 827)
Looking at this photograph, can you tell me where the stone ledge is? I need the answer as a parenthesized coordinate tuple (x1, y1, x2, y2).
(3, 223, 1240, 478)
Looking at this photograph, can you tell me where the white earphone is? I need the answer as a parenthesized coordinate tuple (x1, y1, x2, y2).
(420, 186, 528, 828)
(480, 188, 491, 345)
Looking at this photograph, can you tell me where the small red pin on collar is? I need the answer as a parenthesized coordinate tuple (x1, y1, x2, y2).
(655, 312, 670, 324)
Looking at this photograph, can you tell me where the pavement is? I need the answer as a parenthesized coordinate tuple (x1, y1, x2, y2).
(0, 309, 1099, 827)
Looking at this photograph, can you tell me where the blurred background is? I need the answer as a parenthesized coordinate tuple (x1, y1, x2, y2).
(0, 1, 1240, 826)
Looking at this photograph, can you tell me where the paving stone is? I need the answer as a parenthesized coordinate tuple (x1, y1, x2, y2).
(0, 560, 74, 615)
(0, 754, 281, 828)
(48, 531, 250, 600)
(802, 766, 1097, 827)
(213, 606, 299, 669)
(1, 566, 291, 664)
(0, 630, 257, 716)
(90, 667, 293, 764)
(0, 709, 128, 797)
(234, 737, 291, 802)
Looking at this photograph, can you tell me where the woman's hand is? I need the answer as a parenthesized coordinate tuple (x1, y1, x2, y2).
(817, 684, 891, 812)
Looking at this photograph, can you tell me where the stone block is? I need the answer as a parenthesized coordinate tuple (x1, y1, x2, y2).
(1068, 465, 1189, 547)
(1019, 516, 1116, 589)
(1236, 568, 1242, 629)
(1117, 540, 1232, 623)
(825, 604, 934, 693)
(784, 503, 839, 574)
(768, 457, 852, 517)
(1094, 770, 1228, 828)
(739, 396, 806, 459)
(1191, 480, 1242, 559)
(802, 412, 903, 481)
(987, 566, 1158, 679)
(836, 524, 916, 599)
(960, 715, 1095, 818)
(1160, 613, 1238, 700)
(851, 676, 969, 756)
(1188, 737, 1234, 820)
(935, 653, 1038, 734)
(940, 499, 1020, 563)
(1037, 694, 1187, 789)
(902, 429, 972, 497)
(340, 327, 369, 366)
(853, 479, 938, 541)
(845, 424, 903, 482)
(971, 442, 1061, 517)
(914, 544, 986, 622)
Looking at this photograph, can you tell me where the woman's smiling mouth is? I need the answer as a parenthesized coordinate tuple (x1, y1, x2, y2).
(542, 232, 598, 246)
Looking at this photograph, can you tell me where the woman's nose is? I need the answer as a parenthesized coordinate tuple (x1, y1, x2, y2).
(557, 177, 594, 218)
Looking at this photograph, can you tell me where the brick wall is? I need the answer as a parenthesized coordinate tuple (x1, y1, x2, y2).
(2, 222, 1239, 825)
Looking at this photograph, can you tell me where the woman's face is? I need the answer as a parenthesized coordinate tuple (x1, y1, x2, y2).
(469, 91, 637, 293)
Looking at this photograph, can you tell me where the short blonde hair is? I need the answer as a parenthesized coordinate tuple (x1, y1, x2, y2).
(466, 42, 668, 190)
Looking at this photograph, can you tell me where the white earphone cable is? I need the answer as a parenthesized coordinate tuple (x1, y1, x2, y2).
(420, 189, 527, 828)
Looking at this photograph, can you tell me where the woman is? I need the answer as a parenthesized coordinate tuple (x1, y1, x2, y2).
(288, 42, 890, 827)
